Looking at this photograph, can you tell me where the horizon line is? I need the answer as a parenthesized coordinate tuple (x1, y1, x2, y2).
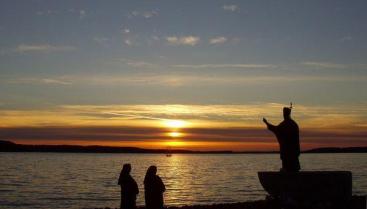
(1, 140, 366, 154)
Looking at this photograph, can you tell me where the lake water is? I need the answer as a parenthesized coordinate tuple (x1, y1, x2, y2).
(0, 153, 366, 209)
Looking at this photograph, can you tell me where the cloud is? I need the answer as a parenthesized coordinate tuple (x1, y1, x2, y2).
(15, 44, 76, 53)
(124, 39, 133, 46)
(8, 77, 72, 85)
(166, 36, 200, 46)
(129, 10, 158, 18)
(172, 64, 276, 69)
(93, 37, 109, 46)
(4, 103, 367, 129)
(223, 5, 239, 12)
(79, 10, 86, 19)
(36, 10, 58, 16)
(41, 79, 72, 85)
(302, 62, 346, 69)
(209, 37, 228, 44)
(110, 58, 155, 68)
(6, 73, 365, 89)
(126, 61, 155, 68)
(339, 36, 352, 42)
(122, 28, 130, 34)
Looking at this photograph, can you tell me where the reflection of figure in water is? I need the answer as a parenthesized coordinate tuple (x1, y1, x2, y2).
(263, 104, 301, 172)
(144, 166, 166, 209)
(118, 164, 139, 209)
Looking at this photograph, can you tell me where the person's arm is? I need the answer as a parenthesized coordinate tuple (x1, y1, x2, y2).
(118, 173, 122, 185)
(158, 176, 165, 192)
(263, 118, 276, 132)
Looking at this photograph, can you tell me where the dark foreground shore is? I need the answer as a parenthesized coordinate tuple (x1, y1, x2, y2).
(93, 200, 274, 209)
(92, 196, 366, 209)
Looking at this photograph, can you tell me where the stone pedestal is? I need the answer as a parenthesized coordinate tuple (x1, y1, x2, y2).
(258, 171, 354, 209)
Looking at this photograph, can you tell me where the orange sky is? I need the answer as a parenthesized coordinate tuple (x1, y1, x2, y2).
(0, 103, 366, 151)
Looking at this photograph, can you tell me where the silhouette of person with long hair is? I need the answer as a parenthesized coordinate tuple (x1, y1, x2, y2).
(263, 105, 301, 172)
(118, 164, 139, 209)
(144, 166, 166, 209)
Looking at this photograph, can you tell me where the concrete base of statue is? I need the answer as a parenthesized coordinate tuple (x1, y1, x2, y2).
(257, 171, 360, 209)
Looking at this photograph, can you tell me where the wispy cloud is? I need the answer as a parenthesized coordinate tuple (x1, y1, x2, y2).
(128, 10, 158, 19)
(223, 5, 239, 12)
(122, 28, 130, 34)
(36, 9, 86, 19)
(15, 44, 76, 53)
(172, 64, 276, 69)
(339, 36, 352, 42)
(166, 36, 200, 46)
(209, 37, 228, 44)
(36, 10, 58, 16)
(41, 79, 72, 85)
(6, 74, 366, 89)
(126, 61, 155, 68)
(79, 10, 86, 19)
(93, 37, 109, 46)
(1, 103, 366, 146)
(124, 39, 133, 46)
(8, 77, 72, 85)
(302, 62, 346, 69)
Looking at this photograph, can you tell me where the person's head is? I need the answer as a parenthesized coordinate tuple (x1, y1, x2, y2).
(283, 107, 292, 119)
(146, 165, 157, 176)
(122, 163, 132, 175)
(144, 165, 157, 184)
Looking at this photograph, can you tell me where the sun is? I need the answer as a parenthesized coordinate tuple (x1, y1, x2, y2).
(164, 120, 187, 128)
(167, 132, 182, 137)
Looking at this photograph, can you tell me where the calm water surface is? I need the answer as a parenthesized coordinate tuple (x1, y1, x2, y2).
(0, 153, 366, 209)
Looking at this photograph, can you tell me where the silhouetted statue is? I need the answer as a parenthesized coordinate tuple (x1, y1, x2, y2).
(144, 166, 166, 209)
(118, 164, 139, 209)
(263, 105, 301, 172)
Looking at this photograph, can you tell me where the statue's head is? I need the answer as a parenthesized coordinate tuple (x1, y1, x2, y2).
(283, 107, 291, 119)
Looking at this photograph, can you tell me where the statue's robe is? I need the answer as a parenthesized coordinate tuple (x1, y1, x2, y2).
(267, 118, 300, 172)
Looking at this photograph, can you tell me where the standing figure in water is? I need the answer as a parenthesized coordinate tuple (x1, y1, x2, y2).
(263, 104, 301, 172)
(144, 166, 166, 209)
(118, 164, 139, 209)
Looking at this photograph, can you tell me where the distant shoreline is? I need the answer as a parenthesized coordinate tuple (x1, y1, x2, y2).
(1, 140, 366, 154)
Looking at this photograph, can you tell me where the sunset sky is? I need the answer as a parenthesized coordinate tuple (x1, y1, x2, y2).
(0, 0, 366, 151)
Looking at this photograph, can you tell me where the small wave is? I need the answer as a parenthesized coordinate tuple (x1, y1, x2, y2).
(39, 197, 118, 201)
(0, 201, 36, 207)
(0, 189, 15, 192)
(0, 183, 24, 187)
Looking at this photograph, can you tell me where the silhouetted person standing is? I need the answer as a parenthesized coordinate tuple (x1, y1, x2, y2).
(118, 164, 139, 209)
(263, 105, 301, 172)
(144, 166, 166, 209)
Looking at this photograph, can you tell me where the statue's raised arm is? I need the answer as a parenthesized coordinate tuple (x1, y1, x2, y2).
(263, 118, 276, 133)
